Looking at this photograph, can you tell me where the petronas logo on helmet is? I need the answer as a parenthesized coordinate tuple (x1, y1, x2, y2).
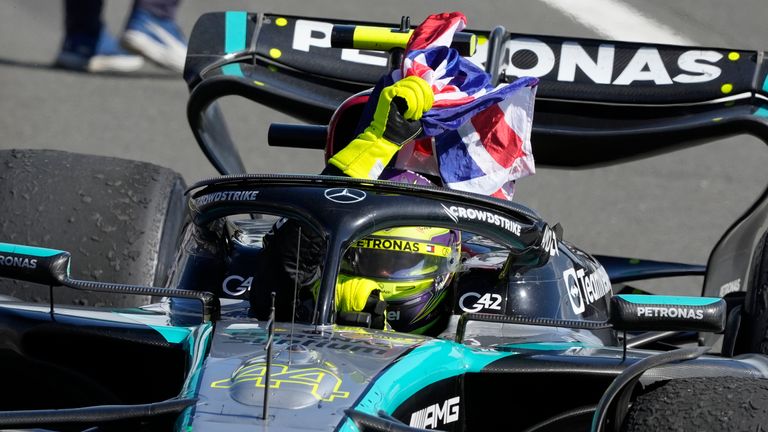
(354, 238, 421, 252)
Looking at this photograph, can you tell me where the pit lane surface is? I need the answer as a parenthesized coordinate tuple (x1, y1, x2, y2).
(2, 0, 767, 296)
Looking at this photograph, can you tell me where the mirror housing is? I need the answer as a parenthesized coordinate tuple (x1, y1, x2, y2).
(0, 243, 70, 287)
(611, 294, 726, 333)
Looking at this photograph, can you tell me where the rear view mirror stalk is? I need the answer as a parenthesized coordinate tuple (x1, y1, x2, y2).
(0, 242, 220, 322)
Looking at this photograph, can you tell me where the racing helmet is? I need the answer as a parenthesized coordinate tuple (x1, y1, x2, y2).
(341, 226, 461, 334)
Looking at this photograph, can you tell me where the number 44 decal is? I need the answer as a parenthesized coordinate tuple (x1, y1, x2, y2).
(459, 292, 503, 313)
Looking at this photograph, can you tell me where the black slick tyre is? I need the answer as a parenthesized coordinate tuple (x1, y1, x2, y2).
(0, 149, 186, 307)
(622, 376, 768, 432)
(736, 230, 768, 355)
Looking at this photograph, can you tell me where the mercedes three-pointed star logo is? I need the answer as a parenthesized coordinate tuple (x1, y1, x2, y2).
(324, 188, 367, 204)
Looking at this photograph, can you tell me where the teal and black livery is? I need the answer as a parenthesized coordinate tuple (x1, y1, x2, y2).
(340, 340, 514, 431)
(6, 9, 768, 431)
(0, 242, 70, 287)
(221, 11, 248, 77)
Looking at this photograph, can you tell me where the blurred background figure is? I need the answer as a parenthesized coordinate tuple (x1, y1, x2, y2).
(55, 0, 187, 73)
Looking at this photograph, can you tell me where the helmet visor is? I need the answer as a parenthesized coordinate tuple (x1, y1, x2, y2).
(342, 237, 456, 281)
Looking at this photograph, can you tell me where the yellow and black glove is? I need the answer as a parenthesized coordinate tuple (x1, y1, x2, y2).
(335, 275, 387, 329)
(328, 76, 434, 179)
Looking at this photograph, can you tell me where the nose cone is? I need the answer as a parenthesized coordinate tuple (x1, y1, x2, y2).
(219, 345, 350, 409)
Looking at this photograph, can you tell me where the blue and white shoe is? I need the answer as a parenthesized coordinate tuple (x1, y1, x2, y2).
(122, 9, 187, 73)
(55, 29, 144, 73)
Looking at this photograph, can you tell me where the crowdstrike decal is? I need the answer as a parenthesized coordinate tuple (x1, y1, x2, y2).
(503, 38, 723, 85)
(441, 204, 522, 236)
(564, 266, 612, 315)
(409, 396, 460, 429)
(636, 306, 704, 320)
(0, 255, 37, 269)
(222, 329, 389, 356)
(542, 226, 559, 256)
(195, 191, 259, 206)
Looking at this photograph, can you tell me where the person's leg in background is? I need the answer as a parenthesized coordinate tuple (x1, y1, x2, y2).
(55, 0, 144, 73)
(122, 0, 187, 73)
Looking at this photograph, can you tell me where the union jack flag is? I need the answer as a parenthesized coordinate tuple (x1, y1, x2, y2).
(386, 12, 538, 200)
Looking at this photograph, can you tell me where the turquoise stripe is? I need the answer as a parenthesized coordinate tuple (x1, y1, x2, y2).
(221, 63, 243, 77)
(756, 107, 768, 118)
(340, 340, 513, 431)
(224, 11, 247, 54)
(763, 73, 768, 92)
(177, 323, 213, 430)
(504, 342, 586, 351)
(222, 11, 247, 77)
(149, 325, 192, 344)
(0, 242, 63, 257)
(618, 294, 720, 306)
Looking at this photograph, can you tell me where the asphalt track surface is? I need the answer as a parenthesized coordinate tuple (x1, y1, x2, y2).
(2, 1, 768, 296)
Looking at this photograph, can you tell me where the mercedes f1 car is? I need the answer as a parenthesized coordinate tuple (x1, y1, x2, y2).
(1, 10, 768, 432)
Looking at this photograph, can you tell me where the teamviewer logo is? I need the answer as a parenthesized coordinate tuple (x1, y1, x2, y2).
(563, 268, 585, 315)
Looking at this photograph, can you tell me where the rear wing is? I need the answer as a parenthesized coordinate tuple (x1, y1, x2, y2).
(183, 11, 768, 329)
(184, 11, 768, 172)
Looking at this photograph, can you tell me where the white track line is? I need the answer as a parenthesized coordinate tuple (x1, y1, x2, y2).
(539, 0, 695, 46)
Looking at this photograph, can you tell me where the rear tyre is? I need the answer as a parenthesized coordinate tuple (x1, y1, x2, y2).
(623, 377, 768, 431)
(737, 231, 768, 354)
(0, 149, 187, 307)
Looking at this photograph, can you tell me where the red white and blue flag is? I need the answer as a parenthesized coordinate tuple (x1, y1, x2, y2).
(386, 12, 538, 200)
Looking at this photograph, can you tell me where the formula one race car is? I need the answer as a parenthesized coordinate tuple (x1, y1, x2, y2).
(1, 10, 768, 432)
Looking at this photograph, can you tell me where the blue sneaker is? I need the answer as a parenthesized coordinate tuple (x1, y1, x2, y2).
(56, 29, 144, 73)
(122, 9, 187, 73)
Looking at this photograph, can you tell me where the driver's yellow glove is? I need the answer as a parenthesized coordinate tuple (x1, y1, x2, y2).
(336, 275, 387, 329)
(336, 275, 383, 312)
(328, 76, 434, 179)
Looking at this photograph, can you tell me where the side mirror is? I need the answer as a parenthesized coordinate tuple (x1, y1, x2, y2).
(0, 242, 219, 321)
(0, 242, 70, 287)
(611, 294, 726, 333)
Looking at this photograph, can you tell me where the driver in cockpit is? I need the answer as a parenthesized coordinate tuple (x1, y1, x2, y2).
(250, 75, 449, 331)
(336, 226, 461, 334)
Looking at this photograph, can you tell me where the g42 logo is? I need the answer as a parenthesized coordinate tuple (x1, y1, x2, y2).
(459, 292, 502, 313)
(222, 275, 253, 296)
